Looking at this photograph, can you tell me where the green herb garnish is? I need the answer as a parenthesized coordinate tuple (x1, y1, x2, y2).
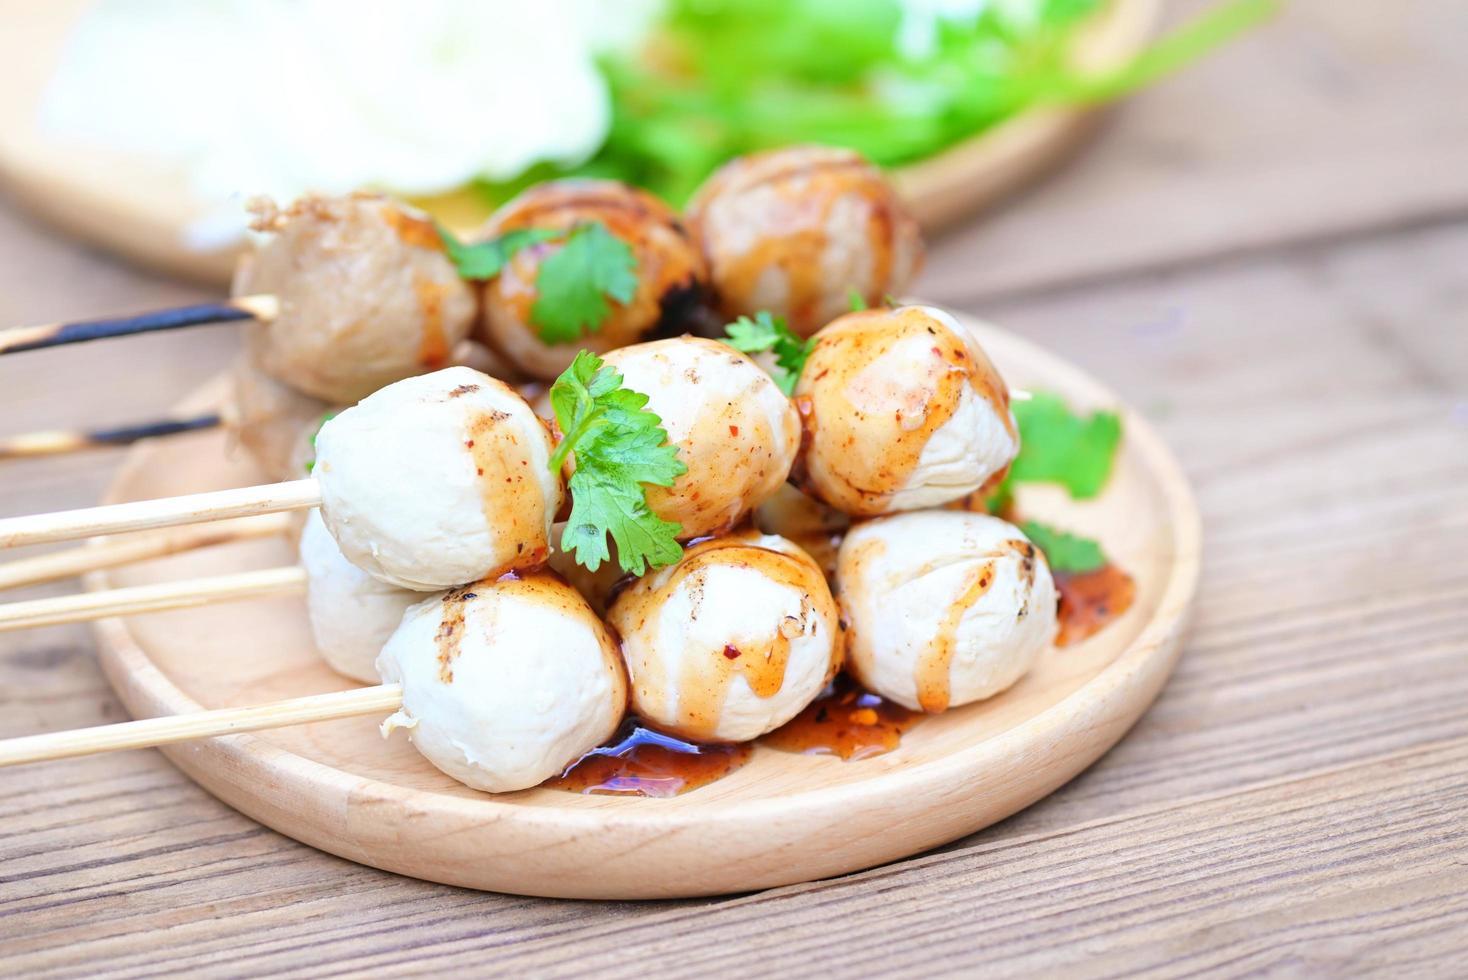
(437, 225, 560, 280)
(549, 351, 687, 575)
(530, 223, 639, 344)
(1020, 520, 1106, 574)
(723, 311, 815, 395)
(1007, 393, 1122, 499)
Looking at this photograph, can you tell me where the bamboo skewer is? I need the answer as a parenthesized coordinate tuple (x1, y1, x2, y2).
(0, 413, 222, 460)
(0, 479, 320, 549)
(0, 566, 306, 632)
(0, 295, 279, 356)
(0, 513, 294, 591)
(0, 684, 404, 768)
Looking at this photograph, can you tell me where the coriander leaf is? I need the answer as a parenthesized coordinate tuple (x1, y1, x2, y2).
(847, 288, 867, 311)
(531, 222, 639, 345)
(437, 224, 560, 280)
(1008, 393, 1122, 499)
(723, 311, 815, 395)
(550, 350, 686, 575)
(1021, 520, 1107, 574)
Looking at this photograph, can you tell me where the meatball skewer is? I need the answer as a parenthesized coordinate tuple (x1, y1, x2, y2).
(0, 570, 629, 794)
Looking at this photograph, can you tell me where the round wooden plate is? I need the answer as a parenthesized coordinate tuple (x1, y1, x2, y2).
(85, 317, 1200, 899)
(0, 0, 1157, 285)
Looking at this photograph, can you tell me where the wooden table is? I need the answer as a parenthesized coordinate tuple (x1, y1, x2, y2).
(2, 1, 1465, 974)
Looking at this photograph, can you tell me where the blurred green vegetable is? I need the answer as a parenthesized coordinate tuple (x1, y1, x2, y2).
(475, 0, 1274, 206)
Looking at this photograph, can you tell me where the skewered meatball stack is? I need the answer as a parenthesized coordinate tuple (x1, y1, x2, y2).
(687, 146, 923, 337)
(479, 180, 709, 379)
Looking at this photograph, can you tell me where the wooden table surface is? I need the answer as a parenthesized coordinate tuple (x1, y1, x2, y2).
(2, 1, 1466, 975)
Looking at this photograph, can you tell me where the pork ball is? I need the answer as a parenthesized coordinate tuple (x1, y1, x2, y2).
(224, 353, 335, 482)
(794, 305, 1018, 516)
(378, 572, 627, 793)
(236, 193, 477, 403)
(298, 509, 419, 683)
(686, 145, 923, 337)
(313, 366, 561, 590)
(608, 532, 840, 742)
(837, 511, 1057, 713)
(479, 180, 707, 379)
(599, 336, 800, 538)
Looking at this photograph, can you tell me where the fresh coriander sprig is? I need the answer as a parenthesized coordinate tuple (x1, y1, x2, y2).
(722, 311, 815, 395)
(1006, 392, 1122, 499)
(549, 351, 686, 576)
(439, 220, 639, 345)
(437, 224, 560, 280)
(1020, 520, 1107, 574)
(531, 223, 639, 344)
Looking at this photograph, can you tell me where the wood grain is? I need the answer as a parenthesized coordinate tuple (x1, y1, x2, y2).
(2, 0, 1466, 972)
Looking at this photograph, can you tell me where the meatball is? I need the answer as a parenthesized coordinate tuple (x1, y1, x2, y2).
(236, 193, 477, 403)
(608, 532, 840, 742)
(837, 512, 1057, 713)
(686, 146, 923, 337)
(378, 572, 627, 793)
(478, 180, 707, 379)
(598, 336, 800, 539)
(312, 367, 561, 590)
(224, 353, 334, 482)
(297, 510, 419, 683)
(794, 305, 1018, 516)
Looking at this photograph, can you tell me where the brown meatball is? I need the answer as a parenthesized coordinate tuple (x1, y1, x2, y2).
(686, 146, 924, 337)
(224, 353, 336, 482)
(234, 193, 477, 403)
(478, 180, 708, 380)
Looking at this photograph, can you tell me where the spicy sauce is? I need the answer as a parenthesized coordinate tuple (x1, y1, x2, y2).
(762, 675, 923, 761)
(1054, 564, 1136, 646)
(548, 719, 752, 798)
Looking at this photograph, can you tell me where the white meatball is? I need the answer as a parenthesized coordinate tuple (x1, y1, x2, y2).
(297, 509, 419, 683)
(837, 511, 1057, 713)
(313, 367, 562, 590)
(236, 194, 477, 404)
(377, 572, 627, 793)
(686, 146, 923, 337)
(599, 336, 800, 539)
(608, 532, 840, 742)
(794, 305, 1018, 517)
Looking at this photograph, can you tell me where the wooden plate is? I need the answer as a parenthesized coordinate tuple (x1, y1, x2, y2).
(85, 318, 1200, 899)
(0, 0, 1157, 285)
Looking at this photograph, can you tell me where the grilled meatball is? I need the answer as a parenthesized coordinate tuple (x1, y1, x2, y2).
(794, 305, 1017, 517)
(837, 512, 1057, 713)
(378, 572, 627, 793)
(225, 353, 334, 482)
(312, 367, 561, 590)
(478, 180, 708, 379)
(597, 336, 800, 539)
(236, 193, 477, 403)
(608, 532, 840, 742)
(686, 146, 923, 337)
